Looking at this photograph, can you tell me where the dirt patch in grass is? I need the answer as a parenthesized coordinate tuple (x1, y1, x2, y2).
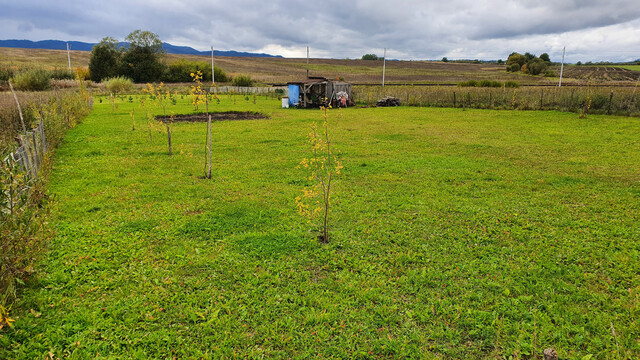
(156, 111, 269, 123)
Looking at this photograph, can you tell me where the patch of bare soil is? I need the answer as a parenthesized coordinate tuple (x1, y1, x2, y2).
(156, 111, 269, 123)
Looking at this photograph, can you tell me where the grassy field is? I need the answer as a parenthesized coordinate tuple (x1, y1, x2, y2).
(2, 96, 639, 358)
(603, 65, 640, 72)
(0, 47, 579, 85)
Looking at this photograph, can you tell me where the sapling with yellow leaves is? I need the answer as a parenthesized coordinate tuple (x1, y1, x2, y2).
(190, 71, 213, 178)
(296, 103, 343, 243)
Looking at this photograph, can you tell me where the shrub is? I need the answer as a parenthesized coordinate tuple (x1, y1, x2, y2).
(479, 80, 502, 87)
(49, 68, 76, 80)
(163, 59, 228, 83)
(458, 80, 502, 88)
(458, 80, 479, 87)
(232, 75, 254, 87)
(0, 65, 14, 82)
(74, 67, 91, 81)
(103, 76, 134, 94)
(11, 69, 51, 91)
(507, 63, 520, 72)
(527, 59, 548, 75)
(544, 70, 557, 77)
(504, 81, 520, 88)
(361, 54, 379, 60)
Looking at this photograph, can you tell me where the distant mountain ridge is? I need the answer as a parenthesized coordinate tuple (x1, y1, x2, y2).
(0, 39, 282, 58)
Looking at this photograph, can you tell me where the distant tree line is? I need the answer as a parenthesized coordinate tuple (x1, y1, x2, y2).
(89, 30, 228, 83)
(506, 52, 552, 76)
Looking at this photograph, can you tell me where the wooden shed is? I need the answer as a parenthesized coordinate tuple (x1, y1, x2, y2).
(287, 77, 354, 108)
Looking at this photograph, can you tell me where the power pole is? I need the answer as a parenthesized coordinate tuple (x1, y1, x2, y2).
(67, 42, 71, 71)
(382, 48, 387, 87)
(211, 46, 215, 84)
(306, 46, 310, 79)
(558, 46, 565, 87)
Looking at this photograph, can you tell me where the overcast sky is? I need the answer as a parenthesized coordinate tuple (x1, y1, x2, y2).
(2, 0, 639, 62)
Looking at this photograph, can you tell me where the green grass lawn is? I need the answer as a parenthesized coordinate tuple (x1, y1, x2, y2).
(2, 95, 639, 359)
(606, 65, 640, 72)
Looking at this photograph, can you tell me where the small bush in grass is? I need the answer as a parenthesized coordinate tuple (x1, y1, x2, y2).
(504, 81, 520, 88)
(232, 75, 254, 87)
(0, 65, 14, 82)
(457, 80, 479, 87)
(544, 70, 557, 77)
(74, 67, 91, 81)
(49, 68, 76, 80)
(163, 59, 228, 83)
(11, 69, 51, 91)
(103, 76, 134, 94)
(479, 80, 502, 87)
(458, 80, 502, 88)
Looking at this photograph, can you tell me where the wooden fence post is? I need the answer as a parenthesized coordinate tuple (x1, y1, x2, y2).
(607, 90, 613, 115)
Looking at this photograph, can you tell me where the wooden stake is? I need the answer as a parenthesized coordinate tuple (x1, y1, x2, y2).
(8, 81, 27, 133)
(67, 42, 72, 71)
(306, 46, 310, 79)
(382, 48, 387, 87)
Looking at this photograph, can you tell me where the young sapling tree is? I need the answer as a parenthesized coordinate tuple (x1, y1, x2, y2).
(296, 104, 343, 243)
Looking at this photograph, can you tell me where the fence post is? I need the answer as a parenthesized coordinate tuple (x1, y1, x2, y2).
(540, 89, 544, 110)
(607, 90, 613, 115)
(453, 92, 456, 108)
(31, 130, 40, 171)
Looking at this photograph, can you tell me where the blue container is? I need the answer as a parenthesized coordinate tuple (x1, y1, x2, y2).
(288, 85, 299, 107)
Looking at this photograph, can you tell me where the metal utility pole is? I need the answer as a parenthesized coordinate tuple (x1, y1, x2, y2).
(306, 46, 310, 79)
(211, 46, 215, 84)
(67, 43, 71, 71)
(382, 48, 387, 87)
(558, 46, 565, 87)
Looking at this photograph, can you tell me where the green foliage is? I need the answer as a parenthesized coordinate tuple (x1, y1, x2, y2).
(527, 58, 548, 75)
(544, 69, 557, 77)
(504, 80, 520, 88)
(441, 57, 449, 62)
(103, 76, 134, 94)
(163, 59, 228, 83)
(49, 68, 75, 80)
(506, 52, 548, 75)
(507, 63, 521, 72)
(1, 89, 91, 309)
(0, 160, 50, 305)
(458, 80, 507, 87)
(126, 29, 164, 52)
(361, 54, 379, 60)
(89, 37, 121, 82)
(119, 30, 166, 83)
(232, 74, 254, 87)
(0, 65, 15, 82)
(506, 52, 526, 69)
(539, 53, 551, 62)
(11, 69, 51, 91)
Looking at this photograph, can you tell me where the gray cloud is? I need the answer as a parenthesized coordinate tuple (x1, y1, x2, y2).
(1, 0, 639, 61)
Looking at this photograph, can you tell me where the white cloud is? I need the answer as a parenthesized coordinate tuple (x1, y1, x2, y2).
(1, 0, 639, 61)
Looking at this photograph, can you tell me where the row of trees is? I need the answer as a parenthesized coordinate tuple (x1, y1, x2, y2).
(89, 30, 228, 83)
(506, 52, 551, 75)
